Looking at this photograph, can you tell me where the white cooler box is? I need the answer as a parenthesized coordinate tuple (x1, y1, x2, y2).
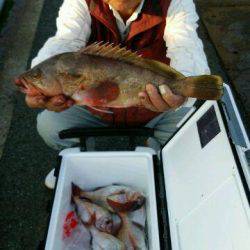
(44, 85, 250, 250)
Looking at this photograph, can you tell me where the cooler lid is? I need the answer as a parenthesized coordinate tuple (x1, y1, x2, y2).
(160, 100, 250, 250)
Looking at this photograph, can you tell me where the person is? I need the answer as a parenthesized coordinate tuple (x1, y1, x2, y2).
(27, 0, 210, 188)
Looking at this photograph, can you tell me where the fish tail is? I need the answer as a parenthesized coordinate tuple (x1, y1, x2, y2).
(71, 183, 82, 198)
(71, 195, 76, 205)
(175, 75, 224, 100)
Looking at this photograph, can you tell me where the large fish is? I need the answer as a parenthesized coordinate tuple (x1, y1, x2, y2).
(89, 226, 125, 250)
(118, 212, 147, 250)
(72, 196, 121, 235)
(15, 42, 223, 108)
(72, 183, 145, 213)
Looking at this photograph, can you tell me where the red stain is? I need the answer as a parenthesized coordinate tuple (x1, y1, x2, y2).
(63, 211, 79, 239)
(66, 211, 75, 220)
(70, 219, 78, 229)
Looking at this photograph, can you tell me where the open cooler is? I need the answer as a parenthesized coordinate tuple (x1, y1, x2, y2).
(44, 84, 250, 250)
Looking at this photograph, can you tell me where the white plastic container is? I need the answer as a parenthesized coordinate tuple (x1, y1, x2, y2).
(45, 85, 250, 250)
(46, 151, 160, 250)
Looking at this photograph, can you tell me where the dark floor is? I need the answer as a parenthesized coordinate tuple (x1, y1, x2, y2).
(0, 0, 249, 249)
(196, 1, 250, 131)
(0, 1, 62, 249)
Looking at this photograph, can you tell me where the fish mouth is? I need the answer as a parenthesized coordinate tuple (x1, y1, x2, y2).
(14, 77, 29, 93)
(95, 217, 113, 234)
(14, 77, 42, 96)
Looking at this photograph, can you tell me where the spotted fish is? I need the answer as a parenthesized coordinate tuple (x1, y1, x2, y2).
(15, 42, 224, 109)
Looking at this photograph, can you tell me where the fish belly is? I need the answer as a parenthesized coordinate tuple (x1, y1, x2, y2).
(72, 58, 166, 108)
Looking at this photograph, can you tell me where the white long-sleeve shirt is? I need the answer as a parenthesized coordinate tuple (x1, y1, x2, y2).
(31, 0, 211, 107)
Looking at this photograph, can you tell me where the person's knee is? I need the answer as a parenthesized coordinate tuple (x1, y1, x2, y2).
(37, 111, 62, 150)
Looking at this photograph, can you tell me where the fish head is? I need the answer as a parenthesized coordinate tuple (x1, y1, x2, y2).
(15, 55, 67, 97)
(95, 215, 114, 234)
(95, 214, 122, 235)
(107, 191, 145, 212)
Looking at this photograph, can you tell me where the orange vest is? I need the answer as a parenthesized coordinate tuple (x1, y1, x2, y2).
(85, 0, 171, 127)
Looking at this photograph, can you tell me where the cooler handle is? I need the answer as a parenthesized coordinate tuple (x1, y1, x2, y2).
(59, 127, 154, 151)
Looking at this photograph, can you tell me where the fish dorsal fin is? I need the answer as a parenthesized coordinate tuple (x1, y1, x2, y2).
(79, 42, 142, 64)
(143, 58, 184, 79)
(79, 42, 184, 79)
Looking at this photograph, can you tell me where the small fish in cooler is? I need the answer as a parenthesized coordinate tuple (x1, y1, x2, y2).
(89, 226, 125, 250)
(72, 183, 145, 212)
(117, 212, 147, 249)
(72, 197, 122, 234)
(63, 183, 148, 250)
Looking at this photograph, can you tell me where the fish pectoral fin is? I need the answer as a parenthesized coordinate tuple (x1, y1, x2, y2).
(73, 81, 120, 106)
(107, 197, 135, 212)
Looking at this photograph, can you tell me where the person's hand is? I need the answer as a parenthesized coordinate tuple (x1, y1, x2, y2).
(139, 84, 186, 112)
(25, 94, 74, 112)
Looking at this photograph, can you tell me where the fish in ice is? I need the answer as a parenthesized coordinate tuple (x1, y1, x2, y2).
(15, 43, 224, 109)
(118, 212, 147, 250)
(72, 196, 121, 234)
(90, 226, 125, 250)
(72, 183, 145, 212)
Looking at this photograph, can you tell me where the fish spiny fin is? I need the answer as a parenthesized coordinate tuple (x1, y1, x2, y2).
(78, 43, 184, 79)
(79, 43, 144, 66)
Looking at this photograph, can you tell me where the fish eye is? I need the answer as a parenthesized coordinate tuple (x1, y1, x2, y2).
(105, 219, 112, 224)
(72, 73, 82, 78)
(68, 69, 82, 79)
(32, 68, 42, 79)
